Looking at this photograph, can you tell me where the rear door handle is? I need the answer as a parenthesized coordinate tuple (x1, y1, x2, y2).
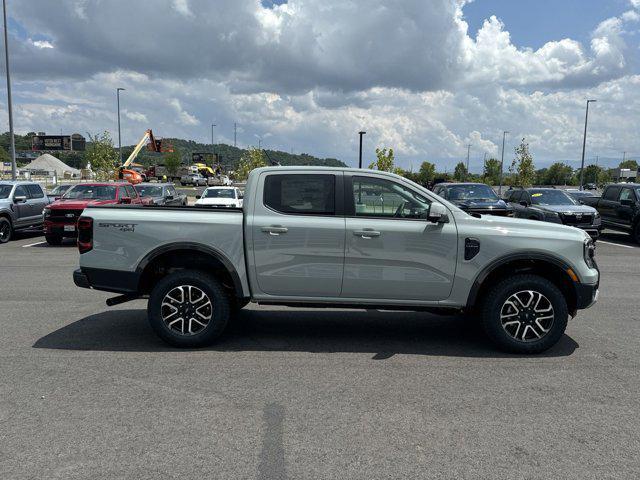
(261, 226, 288, 236)
(353, 229, 381, 239)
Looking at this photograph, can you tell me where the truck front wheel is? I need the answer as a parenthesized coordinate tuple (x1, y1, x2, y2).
(0, 217, 12, 244)
(148, 270, 231, 348)
(481, 274, 568, 354)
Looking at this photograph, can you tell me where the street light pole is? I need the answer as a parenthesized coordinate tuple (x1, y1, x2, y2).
(498, 131, 509, 195)
(358, 131, 366, 168)
(579, 99, 596, 190)
(211, 123, 216, 161)
(466, 144, 471, 180)
(116, 88, 125, 164)
(2, 0, 16, 180)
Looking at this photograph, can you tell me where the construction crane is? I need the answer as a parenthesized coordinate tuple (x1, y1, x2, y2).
(117, 129, 172, 184)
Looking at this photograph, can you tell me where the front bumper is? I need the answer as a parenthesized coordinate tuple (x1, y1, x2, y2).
(44, 221, 78, 238)
(575, 282, 599, 309)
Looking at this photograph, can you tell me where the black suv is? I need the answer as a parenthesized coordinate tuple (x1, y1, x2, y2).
(504, 188, 601, 239)
(432, 182, 513, 216)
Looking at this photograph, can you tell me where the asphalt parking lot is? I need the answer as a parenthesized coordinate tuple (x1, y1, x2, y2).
(1, 230, 639, 479)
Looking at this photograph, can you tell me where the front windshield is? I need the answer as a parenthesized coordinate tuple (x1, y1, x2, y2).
(530, 190, 575, 206)
(0, 185, 12, 199)
(50, 185, 71, 196)
(447, 184, 498, 201)
(204, 188, 235, 199)
(63, 185, 117, 200)
(135, 186, 163, 197)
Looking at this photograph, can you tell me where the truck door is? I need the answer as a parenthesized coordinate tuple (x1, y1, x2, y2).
(617, 187, 637, 226)
(341, 174, 458, 301)
(26, 184, 47, 223)
(12, 185, 32, 227)
(250, 172, 345, 297)
(600, 186, 621, 225)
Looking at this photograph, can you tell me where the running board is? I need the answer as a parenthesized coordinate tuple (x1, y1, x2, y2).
(106, 294, 141, 307)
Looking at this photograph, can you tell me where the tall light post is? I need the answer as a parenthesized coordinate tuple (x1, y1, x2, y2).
(465, 144, 471, 180)
(211, 123, 216, 162)
(498, 131, 509, 195)
(116, 87, 125, 164)
(579, 99, 596, 190)
(3, 0, 16, 180)
(358, 131, 366, 168)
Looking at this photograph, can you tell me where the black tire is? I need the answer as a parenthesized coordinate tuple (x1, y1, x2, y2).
(481, 274, 568, 354)
(148, 270, 231, 348)
(0, 217, 12, 244)
(45, 234, 63, 246)
(633, 222, 640, 244)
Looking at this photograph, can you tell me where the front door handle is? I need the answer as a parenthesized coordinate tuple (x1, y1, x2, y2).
(353, 229, 381, 239)
(261, 226, 288, 236)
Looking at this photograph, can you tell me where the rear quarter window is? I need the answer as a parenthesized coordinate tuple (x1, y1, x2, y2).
(26, 184, 44, 198)
(603, 186, 621, 201)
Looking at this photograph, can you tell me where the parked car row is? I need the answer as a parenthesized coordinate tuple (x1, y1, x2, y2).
(180, 173, 232, 187)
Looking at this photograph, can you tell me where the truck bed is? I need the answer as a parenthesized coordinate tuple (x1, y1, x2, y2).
(79, 204, 248, 293)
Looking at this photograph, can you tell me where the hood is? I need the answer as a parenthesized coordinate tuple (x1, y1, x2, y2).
(195, 197, 238, 206)
(535, 204, 597, 214)
(453, 198, 509, 210)
(48, 198, 118, 209)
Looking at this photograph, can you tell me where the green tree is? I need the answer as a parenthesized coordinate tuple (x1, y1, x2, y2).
(583, 165, 610, 185)
(368, 147, 397, 173)
(453, 162, 468, 181)
(509, 138, 536, 187)
(542, 162, 573, 185)
(417, 161, 436, 185)
(85, 131, 119, 180)
(482, 158, 501, 185)
(0, 145, 10, 164)
(619, 159, 638, 170)
(163, 149, 182, 177)
(235, 147, 267, 181)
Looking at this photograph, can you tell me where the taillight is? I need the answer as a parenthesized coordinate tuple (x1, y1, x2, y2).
(77, 216, 93, 254)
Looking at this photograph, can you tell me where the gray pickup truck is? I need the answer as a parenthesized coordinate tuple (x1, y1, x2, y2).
(0, 181, 51, 243)
(73, 167, 599, 353)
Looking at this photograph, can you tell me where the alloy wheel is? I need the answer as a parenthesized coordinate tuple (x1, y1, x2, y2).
(500, 290, 555, 342)
(0, 222, 10, 242)
(161, 285, 213, 335)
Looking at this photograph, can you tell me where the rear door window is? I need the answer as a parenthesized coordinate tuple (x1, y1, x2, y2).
(14, 185, 30, 198)
(619, 188, 636, 202)
(603, 186, 621, 201)
(26, 184, 44, 198)
(264, 174, 335, 215)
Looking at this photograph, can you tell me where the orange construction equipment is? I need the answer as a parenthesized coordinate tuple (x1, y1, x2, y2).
(117, 129, 173, 184)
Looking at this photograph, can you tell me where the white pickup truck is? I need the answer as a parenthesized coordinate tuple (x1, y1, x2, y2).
(73, 167, 599, 353)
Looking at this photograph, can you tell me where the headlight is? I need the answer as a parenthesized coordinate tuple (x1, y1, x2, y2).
(43, 207, 51, 219)
(584, 238, 596, 268)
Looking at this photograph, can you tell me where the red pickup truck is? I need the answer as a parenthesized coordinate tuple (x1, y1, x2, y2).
(43, 182, 150, 245)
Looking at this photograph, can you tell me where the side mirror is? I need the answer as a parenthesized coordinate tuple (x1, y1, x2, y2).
(427, 202, 449, 223)
(196, 195, 202, 199)
(578, 199, 585, 205)
(13, 195, 27, 204)
(519, 201, 529, 207)
(166, 195, 174, 200)
(120, 196, 132, 204)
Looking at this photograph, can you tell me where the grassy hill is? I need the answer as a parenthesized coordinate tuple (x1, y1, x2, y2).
(0, 132, 347, 170)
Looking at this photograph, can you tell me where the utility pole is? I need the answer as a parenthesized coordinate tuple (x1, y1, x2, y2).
(466, 144, 471, 180)
(579, 99, 596, 190)
(358, 131, 366, 168)
(116, 87, 125, 164)
(595, 155, 599, 184)
(211, 123, 216, 161)
(233, 122, 237, 148)
(622, 151, 626, 163)
(498, 131, 509, 195)
(3, 0, 16, 180)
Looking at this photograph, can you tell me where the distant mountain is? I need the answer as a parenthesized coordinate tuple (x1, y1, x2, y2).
(123, 138, 347, 169)
(0, 131, 347, 170)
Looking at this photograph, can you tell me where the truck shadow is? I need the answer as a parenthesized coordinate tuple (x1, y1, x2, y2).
(33, 308, 579, 359)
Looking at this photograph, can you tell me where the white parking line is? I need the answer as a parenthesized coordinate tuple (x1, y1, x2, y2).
(598, 240, 635, 249)
(21, 241, 47, 248)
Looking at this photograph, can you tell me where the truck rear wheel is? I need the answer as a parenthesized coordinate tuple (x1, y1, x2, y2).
(147, 270, 230, 348)
(481, 274, 568, 354)
(633, 222, 640, 244)
(0, 217, 12, 244)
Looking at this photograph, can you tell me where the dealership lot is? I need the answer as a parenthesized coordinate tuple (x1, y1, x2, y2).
(1, 231, 639, 479)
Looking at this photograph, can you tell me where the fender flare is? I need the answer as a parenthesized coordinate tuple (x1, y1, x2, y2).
(466, 251, 577, 309)
(136, 241, 246, 298)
